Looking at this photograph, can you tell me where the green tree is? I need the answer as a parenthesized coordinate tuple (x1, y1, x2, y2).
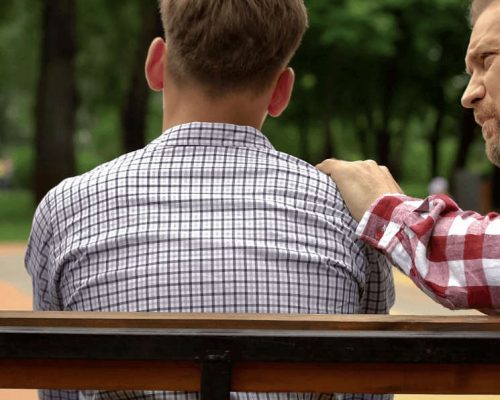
(121, 0, 163, 153)
(35, 0, 77, 203)
(0, 0, 488, 206)
(286, 0, 472, 185)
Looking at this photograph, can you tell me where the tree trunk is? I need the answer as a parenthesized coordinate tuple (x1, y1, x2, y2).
(492, 167, 500, 210)
(298, 119, 310, 163)
(376, 59, 398, 170)
(376, 9, 405, 176)
(430, 93, 446, 178)
(389, 118, 411, 181)
(353, 124, 369, 159)
(35, 0, 77, 204)
(321, 113, 335, 161)
(121, 0, 163, 153)
(450, 108, 477, 202)
(357, 105, 376, 159)
(453, 108, 476, 172)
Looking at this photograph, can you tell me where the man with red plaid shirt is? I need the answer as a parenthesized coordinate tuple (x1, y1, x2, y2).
(318, 0, 500, 312)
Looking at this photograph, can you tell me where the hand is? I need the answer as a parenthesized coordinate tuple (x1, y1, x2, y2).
(316, 159, 403, 221)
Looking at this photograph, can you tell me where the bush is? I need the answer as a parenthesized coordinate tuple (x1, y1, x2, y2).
(10, 146, 34, 190)
(0, 190, 34, 241)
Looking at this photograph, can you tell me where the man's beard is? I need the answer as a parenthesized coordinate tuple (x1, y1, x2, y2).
(487, 132, 500, 167)
(486, 117, 500, 166)
(478, 104, 500, 166)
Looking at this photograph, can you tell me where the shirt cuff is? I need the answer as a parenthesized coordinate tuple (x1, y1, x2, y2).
(356, 194, 416, 253)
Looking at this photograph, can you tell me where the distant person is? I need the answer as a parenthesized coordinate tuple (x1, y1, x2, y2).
(428, 176, 449, 196)
(25, 1, 393, 399)
(0, 156, 13, 189)
(318, 0, 500, 313)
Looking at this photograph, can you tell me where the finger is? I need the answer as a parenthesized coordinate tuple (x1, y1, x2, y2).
(316, 158, 339, 172)
(316, 158, 337, 167)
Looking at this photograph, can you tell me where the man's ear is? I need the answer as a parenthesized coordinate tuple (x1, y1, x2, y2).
(145, 37, 166, 91)
(268, 68, 295, 117)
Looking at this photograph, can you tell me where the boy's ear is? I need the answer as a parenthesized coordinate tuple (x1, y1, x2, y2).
(268, 68, 295, 118)
(145, 37, 166, 91)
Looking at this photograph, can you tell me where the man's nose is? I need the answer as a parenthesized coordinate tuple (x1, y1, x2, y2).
(461, 77, 485, 108)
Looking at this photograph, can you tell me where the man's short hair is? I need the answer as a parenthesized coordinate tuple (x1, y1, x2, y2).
(469, 0, 496, 26)
(159, 0, 308, 96)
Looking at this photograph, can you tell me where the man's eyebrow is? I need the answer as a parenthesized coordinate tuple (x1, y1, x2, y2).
(464, 60, 471, 75)
(464, 56, 473, 75)
(464, 47, 482, 75)
(468, 41, 500, 59)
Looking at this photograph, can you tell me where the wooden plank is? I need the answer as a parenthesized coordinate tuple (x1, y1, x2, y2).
(0, 360, 200, 391)
(233, 363, 500, 394)
(1, 325, 499, 364)
(2, 312, 500, 394)
(2, 360, 500, 394)
(1, 311, 500, 331)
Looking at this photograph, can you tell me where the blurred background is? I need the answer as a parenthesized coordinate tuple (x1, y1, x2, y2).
(0, 0, 497, 241)
(0, 0, 498, 399)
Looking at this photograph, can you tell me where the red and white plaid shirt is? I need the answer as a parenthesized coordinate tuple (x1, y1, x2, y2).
(357, 194, 500, 310)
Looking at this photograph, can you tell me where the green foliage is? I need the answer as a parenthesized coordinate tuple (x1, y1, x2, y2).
(0, 0, 40, 149)
(285, 0, 474, 188)
(263, 119, 302, 160)
(0, 0, 485, 217)
(0, 190, 34, 241)
(76, 0, 143, 108)
(309, 0, 399, 56)
(75, 0, 146, 162)
(0, 222, 32, 241)
(10, 147, 34, 190)
(145, 92, 164, 143)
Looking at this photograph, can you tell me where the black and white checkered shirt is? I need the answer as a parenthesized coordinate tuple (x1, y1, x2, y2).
(26, 122, 394, 400)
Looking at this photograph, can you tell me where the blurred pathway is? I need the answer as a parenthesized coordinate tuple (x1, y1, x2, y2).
(0, 243, 495, 400)
(0, 243, 36, 400)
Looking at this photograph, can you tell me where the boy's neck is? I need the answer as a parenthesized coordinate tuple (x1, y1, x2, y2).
(162, 85, 271, 132)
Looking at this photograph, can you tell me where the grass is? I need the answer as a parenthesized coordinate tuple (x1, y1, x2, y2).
(0, 190, 34, 242)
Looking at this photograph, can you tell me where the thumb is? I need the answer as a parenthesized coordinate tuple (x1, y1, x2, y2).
(316, 158, 340, 175)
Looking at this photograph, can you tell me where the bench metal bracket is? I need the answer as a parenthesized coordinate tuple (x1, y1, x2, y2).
(200, 350, 232, 400)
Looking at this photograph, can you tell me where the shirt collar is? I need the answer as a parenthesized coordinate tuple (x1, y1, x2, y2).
(149, 122, 275, 151)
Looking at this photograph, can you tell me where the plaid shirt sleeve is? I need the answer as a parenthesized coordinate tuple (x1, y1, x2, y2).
(357, 194, 500, 310)
(25, 189, 60, 311)
(26, 190, 80, 400)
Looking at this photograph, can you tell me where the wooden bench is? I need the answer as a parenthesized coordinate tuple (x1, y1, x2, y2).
(1, 312, 500, 398)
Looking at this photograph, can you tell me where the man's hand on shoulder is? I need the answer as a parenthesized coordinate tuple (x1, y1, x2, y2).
(316, 159, 404, 221)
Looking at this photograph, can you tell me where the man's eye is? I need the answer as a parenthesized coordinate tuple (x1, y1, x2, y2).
(483, 53, 496, 69)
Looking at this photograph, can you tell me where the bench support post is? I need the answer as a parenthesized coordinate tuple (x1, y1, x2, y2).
(200, 351, 232, 400)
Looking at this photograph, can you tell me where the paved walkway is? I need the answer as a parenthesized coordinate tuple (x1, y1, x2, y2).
(0, 243, 35, 399)
(0, 243, 31, 311)
(0, 244, 493, 400)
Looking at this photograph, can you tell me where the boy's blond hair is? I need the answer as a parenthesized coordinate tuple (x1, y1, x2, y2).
(159, 0, 308, 96)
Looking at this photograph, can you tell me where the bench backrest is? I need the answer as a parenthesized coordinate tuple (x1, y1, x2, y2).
(1, 312, 500, 397)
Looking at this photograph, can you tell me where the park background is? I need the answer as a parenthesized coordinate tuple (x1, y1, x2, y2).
(0, 0, 498, 399)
